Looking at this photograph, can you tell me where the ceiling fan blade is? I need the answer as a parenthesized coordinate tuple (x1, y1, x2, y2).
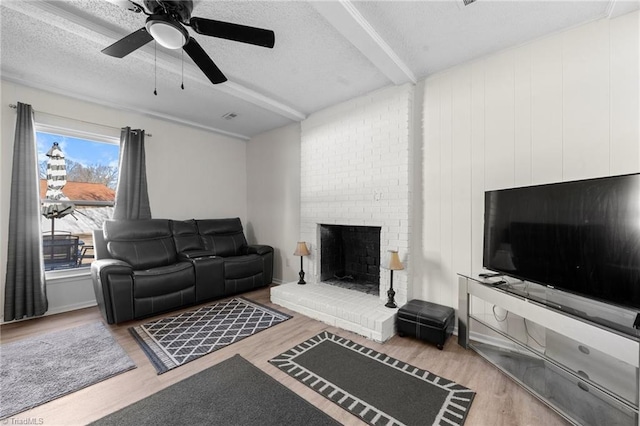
(102, 27, 154, 58)
(183, 37, 227, 84)
(190, 17, 275, 48)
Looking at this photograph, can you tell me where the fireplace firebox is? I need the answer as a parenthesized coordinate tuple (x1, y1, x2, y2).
(320, 224, 381, 294)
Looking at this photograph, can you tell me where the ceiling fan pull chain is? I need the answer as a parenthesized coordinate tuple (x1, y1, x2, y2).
(181, 50, 185, 90)
(154, 41, 158, 96)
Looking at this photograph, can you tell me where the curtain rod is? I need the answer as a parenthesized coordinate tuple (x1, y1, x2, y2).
(8, 104, 152, 137)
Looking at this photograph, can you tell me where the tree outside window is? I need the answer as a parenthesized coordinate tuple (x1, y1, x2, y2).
(36, 130, 120, 270)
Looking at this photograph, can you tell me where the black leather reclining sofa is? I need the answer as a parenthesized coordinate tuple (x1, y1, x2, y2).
(91, 217, 273, 324)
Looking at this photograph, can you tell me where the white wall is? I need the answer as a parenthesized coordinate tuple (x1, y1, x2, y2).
(416, 11, 640, 309)
(1, 80, 248, 320)
(246, 122, 301, 284)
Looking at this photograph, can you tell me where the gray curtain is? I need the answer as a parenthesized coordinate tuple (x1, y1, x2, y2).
(113, 127, 151, 220)
(4, 102, 48, 321)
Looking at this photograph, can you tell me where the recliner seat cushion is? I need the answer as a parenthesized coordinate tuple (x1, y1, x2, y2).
(133, 262, 194, 299)
(224, 254, 263, 279)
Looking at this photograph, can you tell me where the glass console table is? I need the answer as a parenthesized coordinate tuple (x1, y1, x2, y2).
(458, 274, 640, 426)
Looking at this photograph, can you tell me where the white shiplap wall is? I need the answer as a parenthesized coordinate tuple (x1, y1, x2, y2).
(416, 11, 640, 309)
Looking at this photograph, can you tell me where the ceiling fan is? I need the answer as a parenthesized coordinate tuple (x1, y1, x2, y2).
(102, 0, 275, 84)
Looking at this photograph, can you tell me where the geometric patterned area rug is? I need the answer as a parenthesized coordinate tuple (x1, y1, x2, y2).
(270, 332, 475, 426)
(130, 297, 291, 374)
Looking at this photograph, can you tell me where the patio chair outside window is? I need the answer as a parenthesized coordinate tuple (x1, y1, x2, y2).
(42, 232, 80, 271)
(77, 244, 94, 267)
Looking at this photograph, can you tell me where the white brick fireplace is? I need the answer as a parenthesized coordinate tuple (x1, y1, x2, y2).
(271, 84, 414, 342)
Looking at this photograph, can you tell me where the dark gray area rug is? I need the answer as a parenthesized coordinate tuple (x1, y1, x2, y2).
(90, 354, 340, 426)
(130, 297, 291, 374)
(0, 322, 135, 420)
(270, 331, 475, 426)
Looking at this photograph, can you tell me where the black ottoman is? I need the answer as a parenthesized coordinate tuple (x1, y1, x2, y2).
(396, 299, 455, 350)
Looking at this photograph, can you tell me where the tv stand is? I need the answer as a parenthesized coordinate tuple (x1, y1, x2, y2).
(458, 274, 640, 426)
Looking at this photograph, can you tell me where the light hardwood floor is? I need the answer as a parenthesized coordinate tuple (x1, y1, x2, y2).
(1, 286, 569, 426)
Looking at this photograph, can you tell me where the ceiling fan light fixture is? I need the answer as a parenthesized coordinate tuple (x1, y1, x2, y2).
(146, 15, 188, 49)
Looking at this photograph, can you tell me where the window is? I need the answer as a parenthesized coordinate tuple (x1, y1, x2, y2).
(36, 125, 120, 271)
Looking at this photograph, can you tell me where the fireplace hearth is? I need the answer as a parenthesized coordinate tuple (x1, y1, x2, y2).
(320, 224, 381, 295)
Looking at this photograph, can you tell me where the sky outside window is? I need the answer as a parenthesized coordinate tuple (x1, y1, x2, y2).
(37, 132, 119, 173)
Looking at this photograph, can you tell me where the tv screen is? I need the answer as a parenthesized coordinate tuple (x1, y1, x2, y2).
(483, 173, 640, 310)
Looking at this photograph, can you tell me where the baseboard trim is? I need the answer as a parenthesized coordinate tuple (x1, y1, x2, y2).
(45, 301, 97, 317)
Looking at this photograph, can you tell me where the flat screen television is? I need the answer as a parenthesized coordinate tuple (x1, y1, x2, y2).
(483, 173, 640, 311)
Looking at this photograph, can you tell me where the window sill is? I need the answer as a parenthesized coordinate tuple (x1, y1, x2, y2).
(45, 267, 91, 283)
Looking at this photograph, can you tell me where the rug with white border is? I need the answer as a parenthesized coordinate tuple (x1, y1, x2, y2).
(270, 331, 475, 426)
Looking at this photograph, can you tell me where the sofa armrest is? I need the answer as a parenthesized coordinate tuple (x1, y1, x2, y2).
(246, 244, 273, 256)
(244, 245, 274, 285)
(91, 259, 134, 324)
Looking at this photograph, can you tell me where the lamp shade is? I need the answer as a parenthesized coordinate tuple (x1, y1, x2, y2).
(293, 242, 310, 257)
(382, 250, 404, 271)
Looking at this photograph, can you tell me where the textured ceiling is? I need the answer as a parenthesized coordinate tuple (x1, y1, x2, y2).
(1, 0, 638, 139)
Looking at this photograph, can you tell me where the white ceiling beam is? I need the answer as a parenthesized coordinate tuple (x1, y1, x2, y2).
(3, 0, 306, 122)
(311, 0, 416, 85)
